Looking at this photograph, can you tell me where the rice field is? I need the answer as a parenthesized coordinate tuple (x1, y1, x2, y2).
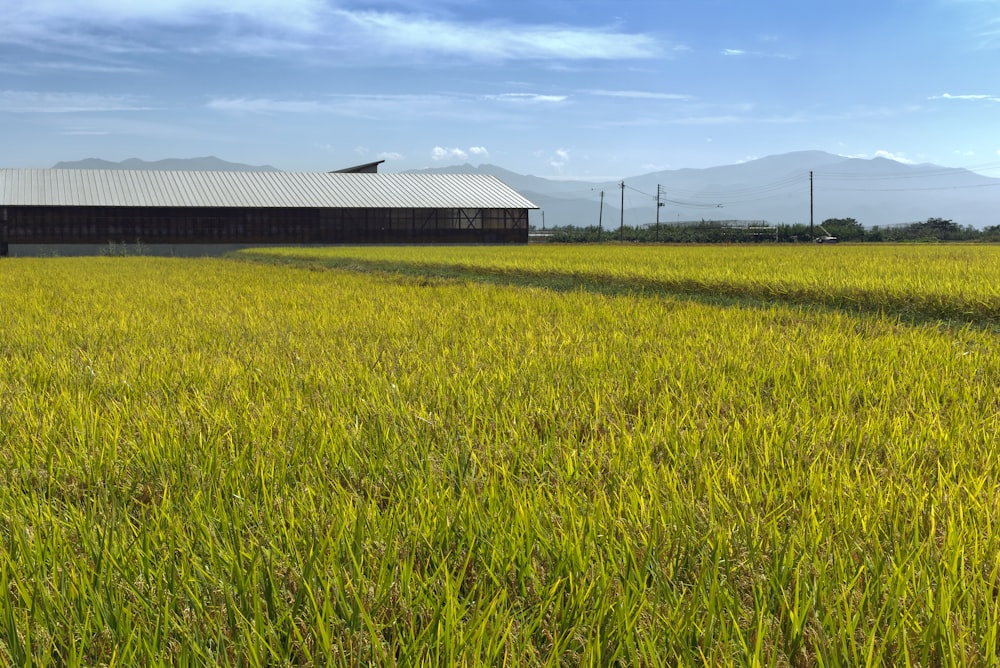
(0, 245, 998, 665)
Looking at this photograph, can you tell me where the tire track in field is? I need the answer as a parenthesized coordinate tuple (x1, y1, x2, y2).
(234, 253, 1000, 331)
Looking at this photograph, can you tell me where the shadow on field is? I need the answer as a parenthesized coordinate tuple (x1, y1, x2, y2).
(233, 253, 1000, 331)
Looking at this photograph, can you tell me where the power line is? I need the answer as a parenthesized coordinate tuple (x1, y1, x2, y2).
(823, 182, 1000, 192)
(623, 183, 724, 208)
(665, 174, 808, 198)
(577, 160, 1000, 216)
(817, 162, 1000, 180)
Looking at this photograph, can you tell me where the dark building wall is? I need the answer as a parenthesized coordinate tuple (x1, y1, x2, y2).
(1, 206, 529, 251)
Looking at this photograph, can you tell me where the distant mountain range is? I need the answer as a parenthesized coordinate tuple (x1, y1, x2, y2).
(52, 152, 1000, 228)
(407, 151, 1000, 229)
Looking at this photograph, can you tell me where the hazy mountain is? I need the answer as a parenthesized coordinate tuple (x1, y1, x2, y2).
(411, 162, 601, 196)
(52, 156, 280, 172)
(48, 152, 1000, 229)
(412, 151, 1000, 229)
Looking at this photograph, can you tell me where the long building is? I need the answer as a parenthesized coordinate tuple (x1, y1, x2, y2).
(0, 169, 537, 255)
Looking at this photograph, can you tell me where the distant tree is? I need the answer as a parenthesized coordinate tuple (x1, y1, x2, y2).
(776, 223, 812, 242)
(879, 217, 980, 242)
(541, 218, 992, 243)
(866, 226, 885, 242)
(925, 217, 959, 235)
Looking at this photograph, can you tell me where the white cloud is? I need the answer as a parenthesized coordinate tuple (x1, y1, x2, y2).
(208, 94, 487, 122)
(430, 146, 490, 162)
(587, 89, 695, 101)
(14, 0, 325, 32)
(840, 150, 919, 164)
(6, 1, 662, 63)
(207, 97, 327, 114)
(548, 148, 570, 170)
(0, 90, 153, 113)
(376, 151, 403, 161)
(931, 92, 1000, 102)
(0, 60, 146, 75)
(873, 150, 917, 164)
(334, 11, 662, 61)
(721, 47, 794, 59)
(482, 93, 568, 104)
(432, 147, 468, 161)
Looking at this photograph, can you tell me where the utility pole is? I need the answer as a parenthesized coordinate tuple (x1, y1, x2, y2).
(655, 185, 664, 242)
(619, 181, 625, 241)
(542, 211, 545, 230)
(810, 170, 814, 239)
(598, 190, 604, 238)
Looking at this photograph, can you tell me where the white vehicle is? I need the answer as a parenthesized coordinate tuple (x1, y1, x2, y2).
(814, 225, 839, 243)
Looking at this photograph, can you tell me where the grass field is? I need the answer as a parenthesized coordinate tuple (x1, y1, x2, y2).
(0, 245, 998, 665)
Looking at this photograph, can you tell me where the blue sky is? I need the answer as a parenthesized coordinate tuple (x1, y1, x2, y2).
(2, 0, 999, 179)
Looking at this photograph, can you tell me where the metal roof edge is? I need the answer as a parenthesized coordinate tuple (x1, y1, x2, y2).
(0, 168, 538, 209)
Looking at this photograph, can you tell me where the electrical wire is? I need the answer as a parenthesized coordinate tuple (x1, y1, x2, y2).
(823, 182, 1000, 192)
(573, 158, 1000, 213)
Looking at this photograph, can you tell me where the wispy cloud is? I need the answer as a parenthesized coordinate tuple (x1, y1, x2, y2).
(6, 0, 662, 63)
(587, 102, 913, 130)
(333, 11, 661, 60)
(987, 19, 1000, 47)
(0, 60, 147, 76)
(432, 147, 468, 161)
(539, 148, 571, 171)
(587, 89, 695, 101)
(208, 94, 463, 119)
(664, 114, 758, 126)
(721, 48, 795, 59)
(352, 145, 405, 162)
(845, 149, 919, 164)
(481, 93, 568, 104)
(551, 150, 570, 170)
(947, 1, 1000, 48)
(874, 150, 917, 164)
(930, 92, 1000, 102)
(430, 145, 489, 161)
(208, 92, 570, 124)
(13, 0, 325, 33)
(207, 97, 329, 114)
(0, 90, 154, 113)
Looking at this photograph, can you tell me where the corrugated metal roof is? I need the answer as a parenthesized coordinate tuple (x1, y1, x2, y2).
(0, 169, 538, 209)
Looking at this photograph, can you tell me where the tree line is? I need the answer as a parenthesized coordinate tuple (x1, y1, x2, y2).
(534, 218, 1000, 243)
